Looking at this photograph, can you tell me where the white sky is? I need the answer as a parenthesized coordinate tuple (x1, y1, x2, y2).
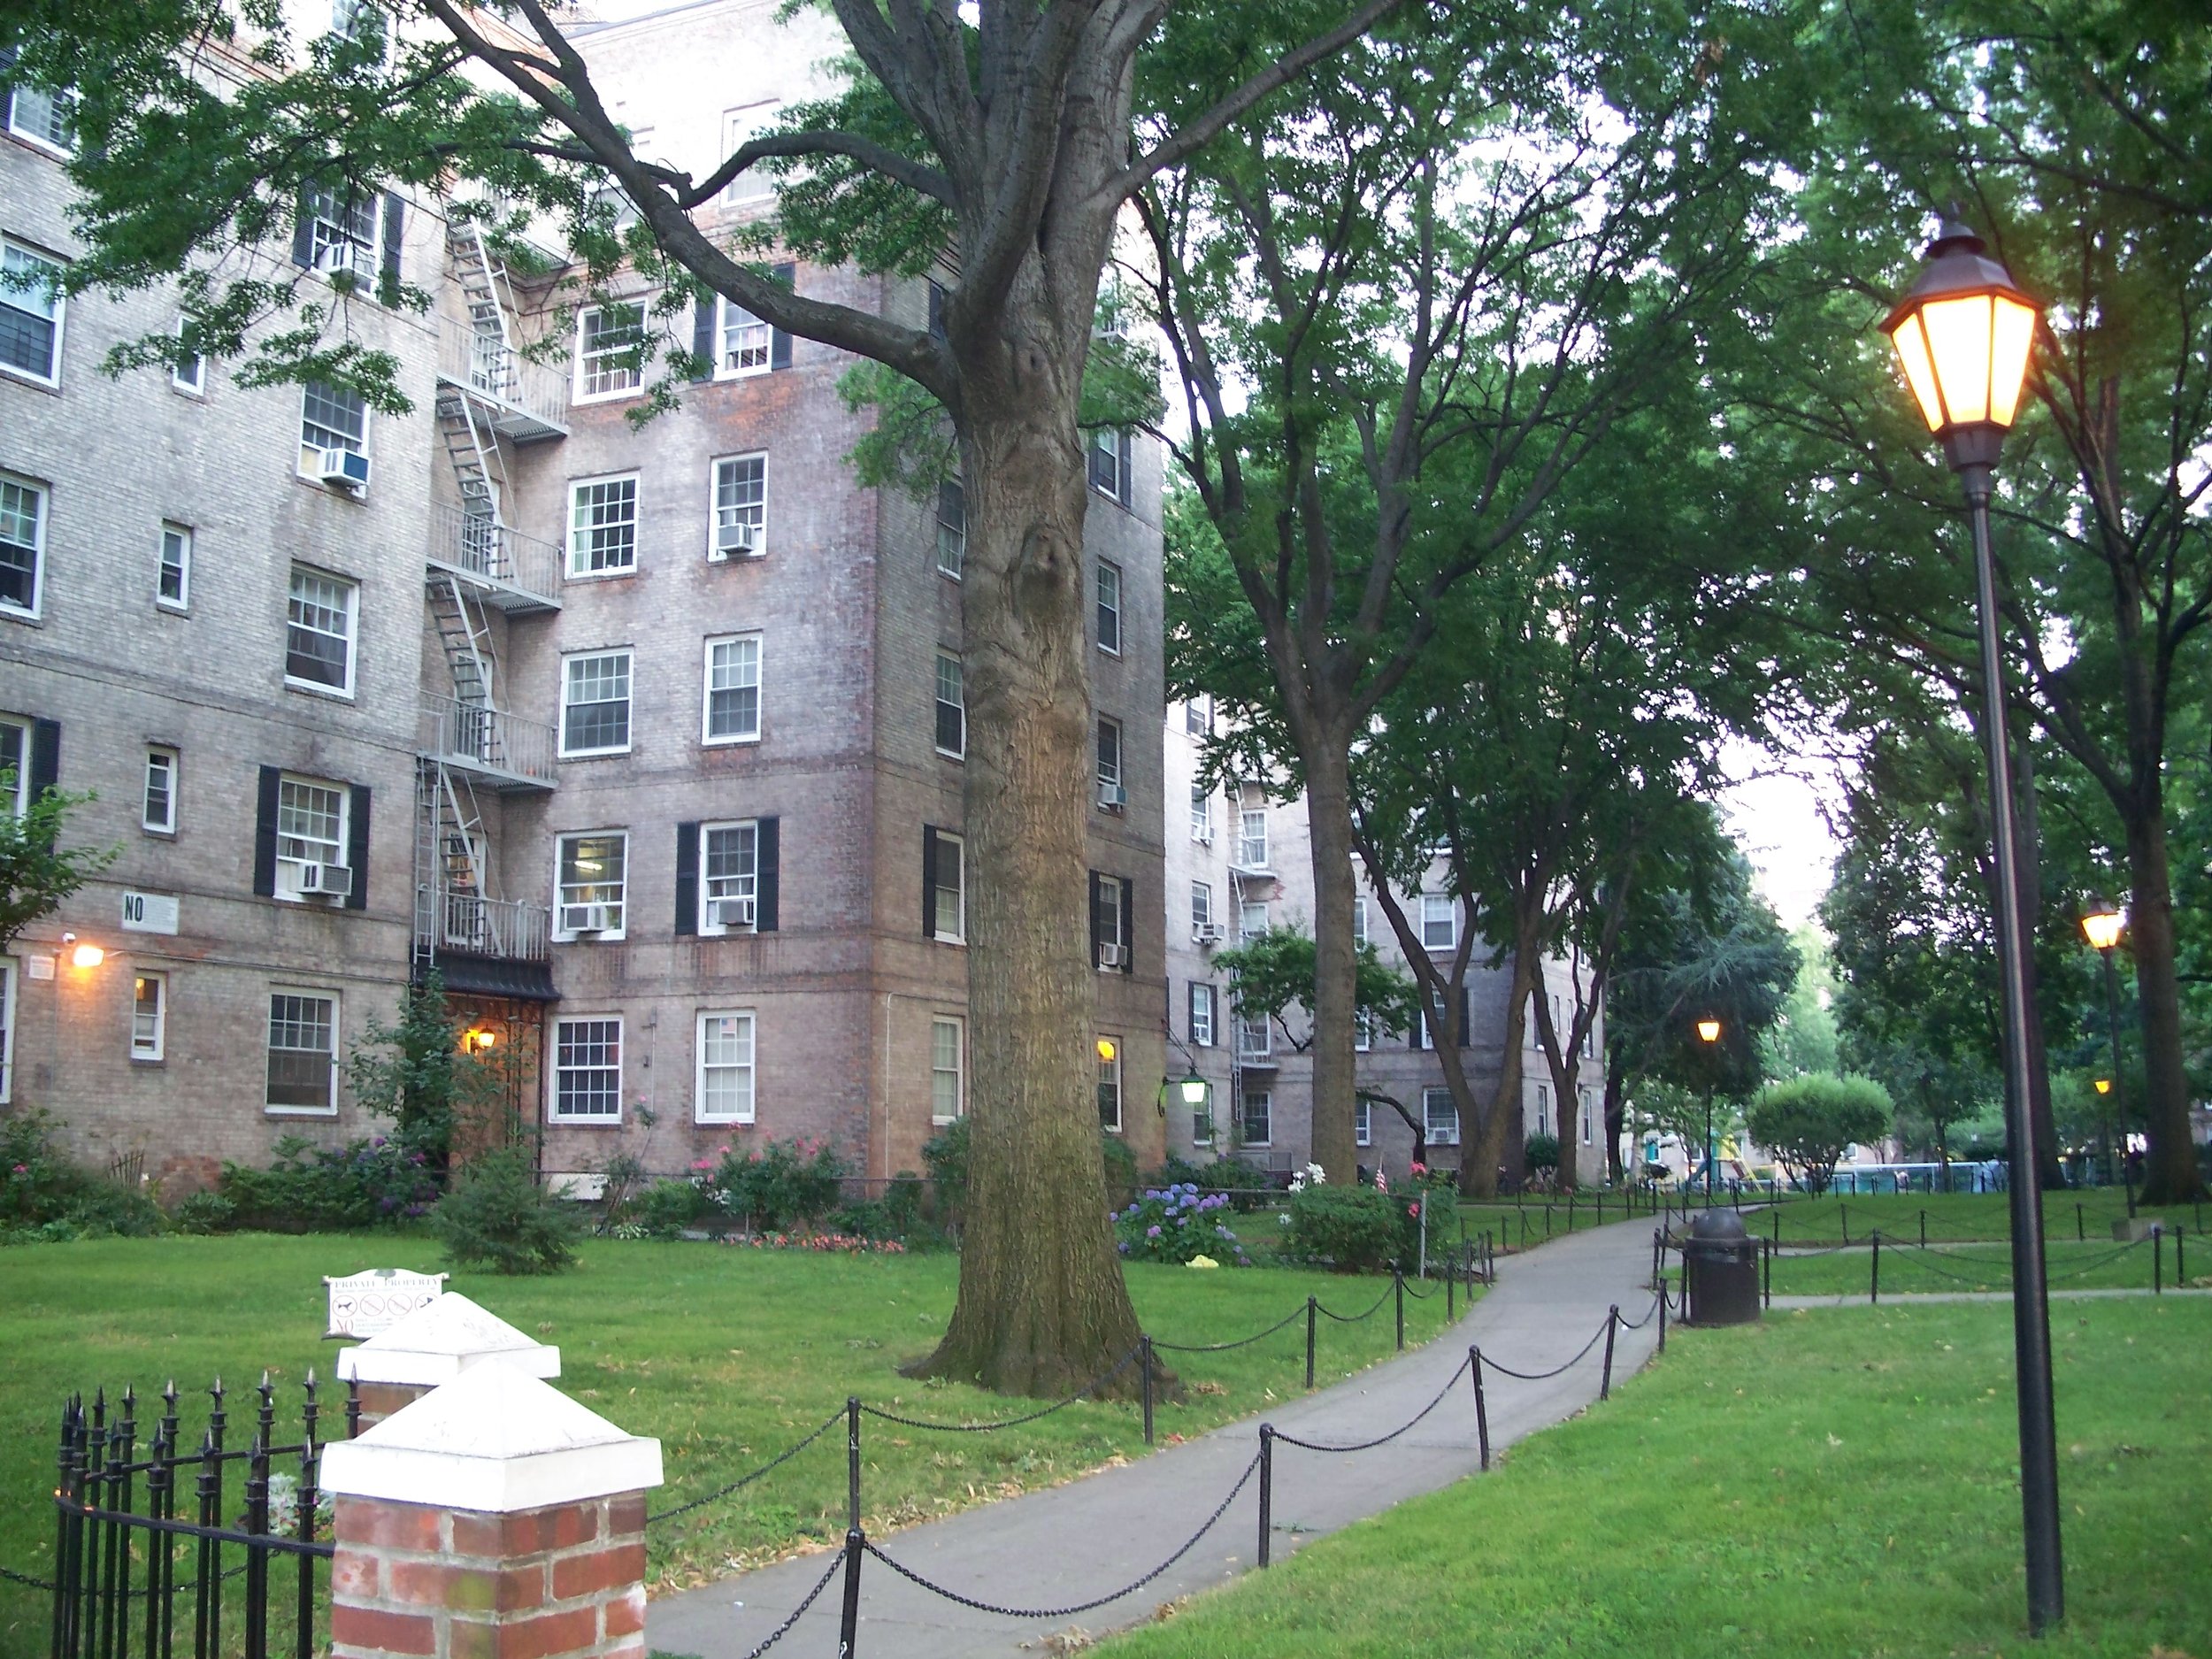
(1716, 736, 1846, 933)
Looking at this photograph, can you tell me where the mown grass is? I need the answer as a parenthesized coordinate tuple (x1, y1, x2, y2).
(0, 1233, 1463, 1659)
(1102, 1298, 2212, 1659)
(1755, 1233, 2199, 1298)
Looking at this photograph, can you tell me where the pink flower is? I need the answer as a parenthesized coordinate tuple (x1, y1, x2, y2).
(1409, 1162, 1427, 1176)
(1409, 1202, 1420, 1217)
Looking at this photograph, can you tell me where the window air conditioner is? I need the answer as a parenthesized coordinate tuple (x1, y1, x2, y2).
(1192, 828, 1213, 845)
(1193, 923, 1225, 944)
(1097, 780, 1127, 811)
(707, 895, 757, 929)
(710, 520, 759, 560)
(1428, 1127, 1461, 1147)
(317, 448, 371, 491)
(561, 902, 616, 934)
(1097, 942, 1126, 969)
(296, 863, 354, 899)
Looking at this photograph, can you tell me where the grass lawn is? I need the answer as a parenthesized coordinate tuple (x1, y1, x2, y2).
(1754, 1233, 2197, 1298)
(0, 1233, 1461, 1659)
(1750, 1190, 2201, 1248)
(1101, 1298, 2212, 1659)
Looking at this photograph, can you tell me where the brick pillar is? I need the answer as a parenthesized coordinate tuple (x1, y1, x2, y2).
(336, 1292, 562, 1433)
(319, 1363, 663, 1659)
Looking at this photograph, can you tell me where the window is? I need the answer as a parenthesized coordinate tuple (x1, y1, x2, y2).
(132, 972, 166, 1061)
(1425, 1087, 1461, 1147)
(1095, 560, 1122, 654)
(556, 832, 627, 936)
(703, 634, 762, 743)
(301, 183, 377, 277)
(1580, 1087, 1594, 1145)
(1238, 794, 1268, 868)
(569, 475, 639, 576)
(1188, 981, 1216, 1048)
(935, 480, 965, 577)
(720, 102, 782, 204)
(575, 303, 644, 399)
(1535, 1084, 1549, 1139)
(142, 748, 177, 833)
(561, 651, 633, 755)
(1351, 896, 1368, 948)
(696, 1011, 756, 1123)
(0, 959, 12, 1102)
(299, 381, 366, 477)
(934, 652, 964, 757)
(275, 775, 348, 898)
(4, 70, 74, 154)
(1097, 1038, 1122, 1132)
(1190, 880, 1213, 933)
(930, 831, 964, 943)
(1355, 1010, 1373, 1053)
(1355, 1098, 1371, 1148)
(552, 1017, 622, 1121)
(265, 991, 338, 1114)
(0, 718, 27, 815)
(717, 296, 771, 375)
(1094, 874, 1126, 969)
(329, 0, 384, 58)
(285, 565, 357, 694)
(1239, 899, 1268, 941)
(1087, 428, 1133, 506)
(157, 523, 190, 611)
(1185, 695, 1211, 736)
(1189, 782, 1212, 842)
(171, 318, 204, 396)
(710, 455, 766, 558)
(931, 1016, 964, 1123)
(0, 475, 45, 617)
(1240, 1089, 1272, 1147)
(1, 240, 65, 386)
(1094, 717, 1123, 803)
(1237, 1010, 1271, 1061)
(1421, 894, 1456, 950)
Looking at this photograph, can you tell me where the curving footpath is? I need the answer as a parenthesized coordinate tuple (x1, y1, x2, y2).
(647, 1217, 1663, 1658)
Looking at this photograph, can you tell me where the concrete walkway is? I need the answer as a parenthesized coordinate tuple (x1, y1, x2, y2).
(648, 1218, 1664, 1658)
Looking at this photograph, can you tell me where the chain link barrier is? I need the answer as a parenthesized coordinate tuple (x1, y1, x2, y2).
(1271, 1356, 1473, 1454)
(649, 1409, 847, 1525)
(733, 1543, 849, 1659)
(857, 1346, 1141, 1433)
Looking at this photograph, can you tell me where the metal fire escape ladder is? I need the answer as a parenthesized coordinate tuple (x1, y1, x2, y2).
(427, 570, 498, 762)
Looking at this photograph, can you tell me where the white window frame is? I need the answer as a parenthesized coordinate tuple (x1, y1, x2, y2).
(568, 473, 640, 578)
(932, 830, 964, 944)
(0, 473, 48, 620)
(265, 988, 339, 1116)
(297, 381, 367, 479)
(132, 970, 167, 1062)
(1239, 899, 1268, 941)
(931, 1015, 964, 1124)
(554, 831, 628, 941)
(1189, 782, 1212, 842)
(1425, 1086, 1461, 1147)
(573, 302, 645, 402)
(1097, 1037, 1123, 1133)
(1535, 1083, 1550, 1140)
(719, 102, 783, 205)
(301, 183, 380, 279)
(550, 1015, 624, 1124)
(698, 819, 761, 937)
(1189, 981, 1216, 1048)
(1240, 1088, 1272, 1148)
(1095, 716, 1123, 794)
(1095, 559, 1122, 655)
(1185, 695, 1211, 735)
(1190, 880, 1213, 933)
(0, 957, 13, 1103)
(1580, 1087, 1594, 1146)
(0, 717, 29, 816)
(935, 480, 965, 579)
(283, 565, 357, 697)
(142, 747, 178, 834)
(714, 296, 772, 378)
(934, 651, 964, 759)
(157, 522, 191, 611)
(703, 633, 762, 745)
(695, 1010, 757, 1125)
(273, 773, 349, 902)
(4, 78, 75, 156)
(708, 453, 767, 559)
(0, 239, 65, 388)
(1355, 1097, 1371, 1148)
(559, 649, 634, 757)
(1355, 1010, 1373, 1053)
(1351, 895, 1367, 949)
(1238, 797, 1268, 869)
(1237, 1009, 1271, 1062)
(1421, 894, 1457, 951)
(171, 317, 205, 396)
(1095, 873, 1125, 969)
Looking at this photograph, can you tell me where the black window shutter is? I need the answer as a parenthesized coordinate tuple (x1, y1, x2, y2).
(1119, 875, 1133, 975)
(1088, 872, 1102, 967)
(253, 766, 281, 897)
(1187, 983, 1202, 1045)
(1457, 985, 1471, 1046)
(27, 718, 58, 803)
(291, 192, 315, 268)
(691, 296, 717, 382)
(756, 815, 780, 932)
(922, 826, 939, 938)
(674, 821, 700, 935)
(770, 263, 795, 367)
(1118, 430, 1133, 506)
(380, 194, 404, 290)
(0, 46, 16, 128)
(926, 279, 947, 340)
(1087, 433, 1111, 492)
(345, 785, 372, 910)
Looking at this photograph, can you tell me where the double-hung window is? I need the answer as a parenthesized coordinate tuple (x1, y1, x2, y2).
(930, 831, 964, 943)
(934, 652, 964, 758)
(699, 821, 759, 933)
(703, 634, 761, 743)
(1188, 982, 1216, 1048)
(1421, 893, 1456, 950)
(1186, 696, 1211, 735)
(0, 718, 28, 815)
(1351, 895, 1368, 948)
(1190, 880, 1213, 935)
(1094, 874, 1127, 970)
(720, 103, 781, 204)
(265, 990, 338, 1114)
(1534, 1084, 1550, 1139)
(1094, 717, 1123, 805)
(710, 455, 765, 558)
(1355, 1010, 1374, 1053)
(285, 565, 357, 694)
(556, 832, 626, 937)
(1096, 1038, 1123, 1132)
(1239, 899, 1268, 941)
(1189, 782, 1212, 842)
(1355, 1098, 1371, 1148)
(1238, 1010, 1271, 1061)
(935, 480, 965, 577)
(695, 1010, 757, 1124)
(275, 774, 348, 898)
(302, 183, 378, 278)
(1095, 560, 1122, 654)
(4, 71, 75, 154)
(172, 317, 205, 396)
(560, 650, 633, 756)
(299, 381, 366, 476)
(132, 972, 166, 1061)
(552, 1017, 622, 1121)
(142, 748, 177, 833)
(1240, 1089, 1272, 1148)
(1238, 790, 1268, 867)
(1580, 1087, 1594, 1145)
(0, 240, 65, 386)
(932, 1016, 964, 1122)
(717, 297, 771, 375)
(1087, 428, 1133, 506)
(569, 475, 638, 576)
(1425, 1086, 1461, 1147)
(0, 474, 46, 617)
(157, 523, 191, 611)
(575, 303, 645, 399)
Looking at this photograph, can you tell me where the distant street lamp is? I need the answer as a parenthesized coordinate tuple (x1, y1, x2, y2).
(1885, 215, 2062, 1633)
(2080, 904, 2128, 1194)
(1695, 1018, 1721, 1201)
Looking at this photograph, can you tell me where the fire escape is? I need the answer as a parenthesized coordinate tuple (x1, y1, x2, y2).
(414, 219, 568, 1001)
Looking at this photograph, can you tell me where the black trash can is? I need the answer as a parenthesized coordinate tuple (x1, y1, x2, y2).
(1682, 1210, 1761, 1325)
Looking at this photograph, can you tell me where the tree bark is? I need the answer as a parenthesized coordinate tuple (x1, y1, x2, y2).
(1603, 1067, 1628, 1183)
(2124, 802, 2202, 1202)
(1461, 925, 1541, 1200)
(1304, 742, 1361, 1187)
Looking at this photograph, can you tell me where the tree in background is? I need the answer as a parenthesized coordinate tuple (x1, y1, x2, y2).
(346, 972, 520, 1177)
(0, 772, 115, 957)
(1747, 1072, 1894, 1197)
(1763, 926, 1840, 1079)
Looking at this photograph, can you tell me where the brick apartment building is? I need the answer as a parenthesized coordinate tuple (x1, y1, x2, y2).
(0, 0, 1167, 1194)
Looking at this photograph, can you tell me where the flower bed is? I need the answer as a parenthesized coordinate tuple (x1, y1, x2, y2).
(1116, 1184, 1253, 1265)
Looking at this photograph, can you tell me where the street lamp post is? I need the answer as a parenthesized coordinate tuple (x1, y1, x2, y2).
(2080, 905, 2127, 1200)
(1695, 1018, 1721, 1202)
(1885, 216, 2062, 1632)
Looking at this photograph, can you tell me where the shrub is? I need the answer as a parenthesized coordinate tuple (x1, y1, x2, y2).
(219, 1135, 440, 1231)
(1524, 1133, 1560, 1173)
(1153, 1154, 1279, 1212)
(0, 1110, 164, 1236)
(706, 1138, 849, 1233)
(432, 1148, 579, 1274)
(629, 1178, 710, 1239)
(1116, 1185, 1251, 1265)
(1747, 1072, 1893, 1197)
(171, 1191, 237, 1234)
(1282, 1184, 1417, 1273)
(1102, 1132, 1139, 1206)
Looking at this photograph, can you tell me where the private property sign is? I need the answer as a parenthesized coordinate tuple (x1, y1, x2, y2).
(325, 1268, 448, 1338)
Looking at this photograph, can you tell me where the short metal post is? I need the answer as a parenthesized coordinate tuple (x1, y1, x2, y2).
(1773, 1207, 1781, 1244)
(2154, 1226, 2162, 1294)
(1394, 1271, 1405, 1351)
(1841, 1202, 1849, 1245)
(2077, 1202, 2085, 1242)
(1651, 1228, 1661, 1292)
(1657, 1279, 1668, 1354)
(1256, 1425, 1274, 1568)
(1920, 1210, 1927, 1248)
(1469, 1349, 1490, 1471)
(2177, 1225, 2185, 1286)
(1140, 1337, 1156, 1445)
(1763, 1238, 1772, 1309)
(1601, 1307, 1618, 1401)
(1568, 1193, 1576, 1231)
(839, 1395, 863, 1658)
(1870, 1233, 1881, 1304)
(1545, 1203, 1553, 1239)
(1446, 1256, 1455, 1320)
(1305, 1296, 1317, 1390)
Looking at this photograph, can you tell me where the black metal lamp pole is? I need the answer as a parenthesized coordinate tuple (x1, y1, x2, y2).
(1885, 217, 2062, 1633)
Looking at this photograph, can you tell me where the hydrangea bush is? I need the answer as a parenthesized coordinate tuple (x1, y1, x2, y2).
(1115, 1184, 1252, 1266)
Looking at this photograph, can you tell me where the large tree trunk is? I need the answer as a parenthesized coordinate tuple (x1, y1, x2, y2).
(1603, 1067, 1628, 1183)
(1305, 743, 1361, 1186)
(910, 368, 1145, 1397)
(1462, 929, 1540, 1199)
(2124, 802, 2204, 1203)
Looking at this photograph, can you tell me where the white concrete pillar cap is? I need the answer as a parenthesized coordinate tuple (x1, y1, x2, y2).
(319, 1363, 662, 1513)
(334, 1291, 561, 1386)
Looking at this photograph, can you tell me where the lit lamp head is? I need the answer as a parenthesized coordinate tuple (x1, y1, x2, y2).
(1095, 1037, 1118, 1064)
(1695, 1018, 1722, 1045)
(2080, 904, 2124, 954)
(2094, 1079, 2113, 1097)
(1883, 218, 2039, 487)
(60, 932, 104, 970)
(465, 1028, 498, 1052)
(1179, 1067, 1208, 1108)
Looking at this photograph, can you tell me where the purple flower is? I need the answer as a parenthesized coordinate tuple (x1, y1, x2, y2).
(1147, 1225, 1162, 1238)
